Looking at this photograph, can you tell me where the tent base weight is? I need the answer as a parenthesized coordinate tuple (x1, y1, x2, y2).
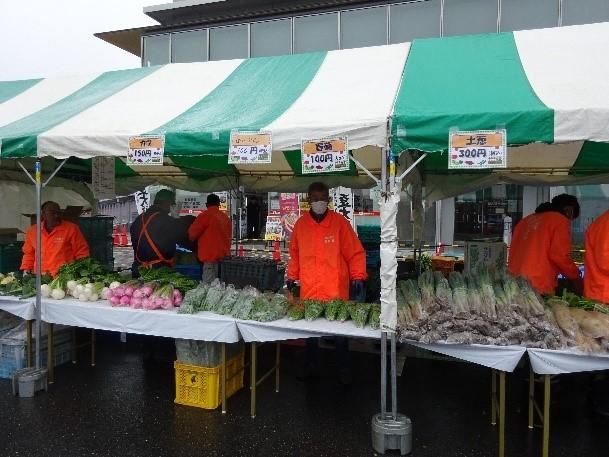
(371, 413, 412, 455)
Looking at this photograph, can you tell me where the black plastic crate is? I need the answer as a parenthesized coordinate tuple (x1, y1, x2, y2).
(220, 257, 285, 292)
(78, 217, 114, 270)
(0, 243, 24, 274)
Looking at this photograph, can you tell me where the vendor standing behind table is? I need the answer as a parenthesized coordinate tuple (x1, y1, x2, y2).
(130, 189, 179, 278)
(188, 194, 232, 283)
(20, 201, 90, 277)
(287, 182, 367, 385)
(508, 194, 582, 295)
(584, 209, 609, 305)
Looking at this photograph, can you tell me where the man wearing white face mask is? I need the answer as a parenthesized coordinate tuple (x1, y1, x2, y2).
(287, 182, 367, 384)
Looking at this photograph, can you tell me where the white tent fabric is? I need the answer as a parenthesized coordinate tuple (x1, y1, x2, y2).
(528, 348, 609, 375)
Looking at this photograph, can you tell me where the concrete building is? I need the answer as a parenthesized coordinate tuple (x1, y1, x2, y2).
(96, 0, 609, 245)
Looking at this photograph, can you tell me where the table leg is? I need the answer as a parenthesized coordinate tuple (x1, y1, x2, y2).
(528, 365, 535, 429)
(499, 371, 506, 457)
(275, 342, 280, 393)
(47, 323, 54, 384)
(542, 375, 550, 457)
(491, 369, 497, 426)
(91, 329, 96, 367)
(250, 342, 257, 418)
(71, 328, 77, 364)
(221, 342, 227, 414)
(26, 320, 33, 368)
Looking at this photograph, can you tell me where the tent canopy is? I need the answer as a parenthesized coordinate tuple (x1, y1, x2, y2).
(1, 23, 609, 193)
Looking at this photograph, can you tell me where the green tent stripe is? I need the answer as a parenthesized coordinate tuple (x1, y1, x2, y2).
(0, 66, 160, 158)
(153, 52, 326, 156)
(0, 78, 42, 104)
(391, 32, 554, 153)
(570, 141, 609, 175)
(170, 155, 237, 177)
(283, 150, 357, 176)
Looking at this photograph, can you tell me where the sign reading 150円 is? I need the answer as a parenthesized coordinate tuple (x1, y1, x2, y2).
(127, 135, 165, 166)
(448, 130, 507, 169)
(301, 137, 349, 174)
(229, 131, 272, 164)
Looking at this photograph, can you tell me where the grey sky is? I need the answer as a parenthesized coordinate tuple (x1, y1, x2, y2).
(0, 0, 160, 81)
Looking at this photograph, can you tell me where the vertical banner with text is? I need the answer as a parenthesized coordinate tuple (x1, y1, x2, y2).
(92, 157, 115, 199)
(330, 186, 355, 228)
(278, 193, 300, 240)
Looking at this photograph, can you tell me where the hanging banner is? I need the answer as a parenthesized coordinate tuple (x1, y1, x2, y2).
(301, 137, 349, 174)
(127, 135, 165, 166)
(229, 131, 272, 164)
(330, 187, 355, 228)
(264, 215, 284, 241)
(279, 193, 300, 240)
(92, 157, 115, 200)
(448, 130, 507, 169)
(215, 191, 229, 212)
(134, 190, 150, 215)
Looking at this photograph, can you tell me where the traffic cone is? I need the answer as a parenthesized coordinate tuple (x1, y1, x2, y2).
(113, 225, 120, 247)
(273, 240, 281, 262)
(238, 244, 244, 257)
(121, 224, 129, 247)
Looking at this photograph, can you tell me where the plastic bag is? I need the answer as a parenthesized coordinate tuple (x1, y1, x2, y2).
(287, 305, 305, 321)
(216, 285, 240, 315)
(178, 283, 209, 314)
(231, 286, 259, 320)
(203, 279, 226, 312)
(324, 299, 344, 321)
(304, 300, 325, 321)
(350, 302, 371, 328)
(175, 339, 244, 367)
(368, 303, 381, 330)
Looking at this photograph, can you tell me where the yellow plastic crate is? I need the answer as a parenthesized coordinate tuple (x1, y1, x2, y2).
(174, 352, 244, 410)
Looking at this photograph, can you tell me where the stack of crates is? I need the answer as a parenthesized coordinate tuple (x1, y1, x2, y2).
(0, 323, 73, 379)
(357, 225, 381, 268)
(78, 216, 114, 270)
(220, 257, 285, 291)
(0, 242, 24, 274)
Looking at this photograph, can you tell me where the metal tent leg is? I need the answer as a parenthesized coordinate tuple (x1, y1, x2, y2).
(221, 343, 227, 414)
(47, 323, 54, 384)
(26, 320, 33, 368)
(542, 375, 551, 457)
(91, 329, 96, 366)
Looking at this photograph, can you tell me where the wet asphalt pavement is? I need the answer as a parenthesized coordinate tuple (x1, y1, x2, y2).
(1, 333, 608, 457)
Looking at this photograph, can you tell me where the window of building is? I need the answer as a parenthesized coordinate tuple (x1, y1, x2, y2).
(294, 13, 339, 53)
(210, 24, 248, 60)
(501, 0, 558, 31)
(143, 34, 170, 66)
(251, 19, 292, 57)
(172, 29, 207, 63)
(444, 0, 498, 36)
(390, 0, 441, 43)
(341, 6, 387, 49)
(562, 0, 609, 26)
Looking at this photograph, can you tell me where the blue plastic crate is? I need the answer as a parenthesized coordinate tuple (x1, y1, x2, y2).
(175, 264, 202, 280)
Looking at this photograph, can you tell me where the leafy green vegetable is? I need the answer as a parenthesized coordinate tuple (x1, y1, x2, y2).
(350, 302, 371, 328)
(324, 299, 344, 321)
(304, 300, 325, 321)
(337, 301, 351, 322)
(368, 304, 381, 329)
(287, 305, 305, 321)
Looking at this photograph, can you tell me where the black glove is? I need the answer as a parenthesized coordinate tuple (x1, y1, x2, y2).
(286, 279, 297, 292)
(350, 280, 366, 302)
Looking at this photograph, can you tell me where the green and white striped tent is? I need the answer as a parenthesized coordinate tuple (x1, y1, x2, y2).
(1, 21, 609, 194)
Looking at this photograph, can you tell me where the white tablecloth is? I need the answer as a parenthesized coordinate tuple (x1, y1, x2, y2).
(42, 299, 240, 343)
(527, 348, 609, 375)
(0, 295, 35, 320)
(405, 341, 527, 372)
(237, 317, 381, 343)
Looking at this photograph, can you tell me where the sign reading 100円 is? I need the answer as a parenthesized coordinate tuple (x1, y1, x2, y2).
(301, 137, 349, 174)
(449, 130, 507, 169)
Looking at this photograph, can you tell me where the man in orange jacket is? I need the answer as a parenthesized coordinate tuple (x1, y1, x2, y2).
(21, 201, 90, 277)
(508, 194, 581, 295)
(584, 209, 609, 304)
(287, 182, 367, 384)
(188, 194, 232, 283)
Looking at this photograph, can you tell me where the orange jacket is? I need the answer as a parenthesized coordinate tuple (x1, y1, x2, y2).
(21, 220, 90, 277)
(508, 211, 579, 295)
(288, 210, 367, 301)
(188, 206, 232, 263)
(584, 210, 609, 304)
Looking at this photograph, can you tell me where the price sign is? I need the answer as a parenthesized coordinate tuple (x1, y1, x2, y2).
(229, 131, 272, 164)
(92, 157, 115, 199)
(448, 130, 507, 169)
(264, 215, 283, 241)
(127, 135, 165, 166)
(301, 137, 349, 174)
